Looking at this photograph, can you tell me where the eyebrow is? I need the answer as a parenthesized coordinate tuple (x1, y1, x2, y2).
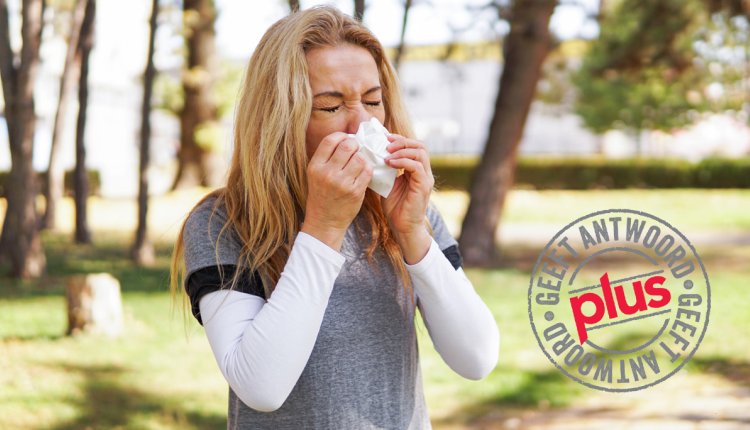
(313, 86, 381, 98)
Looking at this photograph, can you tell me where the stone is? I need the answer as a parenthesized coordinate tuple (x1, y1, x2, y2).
(65, 273, 123, 337)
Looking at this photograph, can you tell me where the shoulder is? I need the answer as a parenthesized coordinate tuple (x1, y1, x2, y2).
(183, 195, 229, 252)
(425, 201, 444, 228)
(182, 194, 243, 277)
(425, 200, 463, 269)
(184, 195, 226, 236)
(425, 201, 456, 245)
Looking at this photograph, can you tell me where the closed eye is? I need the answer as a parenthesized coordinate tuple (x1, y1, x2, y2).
(316, 101, 380, 113)
(318, 105, 341, 113)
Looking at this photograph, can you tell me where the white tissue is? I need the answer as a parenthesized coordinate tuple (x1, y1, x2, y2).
(348, 117, 398, 198)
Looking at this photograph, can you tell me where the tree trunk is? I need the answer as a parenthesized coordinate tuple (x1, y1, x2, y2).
(73, 0, 94, 244)
(132, 0, 158, 266)
(288, 0, 299, 13)
(354, 0, 365, 21)
(66, 273, 123, 337)
(42, 0, 86, 230)
(458, 0, 557, 267)
(171, 0, 222, 190)
(393, 0, 412, 72)
(0, 0, 46, 279)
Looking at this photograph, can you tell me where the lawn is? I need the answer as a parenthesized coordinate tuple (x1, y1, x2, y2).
(0, 189, 748, 429)
(432, 188, 750, 232)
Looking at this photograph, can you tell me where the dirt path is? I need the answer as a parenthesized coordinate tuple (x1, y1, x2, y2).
(495, 223, 750, 248)
(435, 371, 750, 430)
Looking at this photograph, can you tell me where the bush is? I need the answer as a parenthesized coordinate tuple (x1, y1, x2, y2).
(694, 158, 750, 188)
(430, 156, 750, 190)
(0, 170, 101, 198)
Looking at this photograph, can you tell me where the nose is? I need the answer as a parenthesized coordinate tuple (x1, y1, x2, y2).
(345, 103, 372, 134)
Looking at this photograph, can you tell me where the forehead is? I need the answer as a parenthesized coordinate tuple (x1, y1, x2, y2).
(306, 44, 380, 94)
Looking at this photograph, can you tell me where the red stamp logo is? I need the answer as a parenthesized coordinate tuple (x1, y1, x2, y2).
(528, 209, 710, 391)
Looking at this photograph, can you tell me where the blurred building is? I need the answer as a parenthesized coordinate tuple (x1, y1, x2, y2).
(399, 58, 750, 159)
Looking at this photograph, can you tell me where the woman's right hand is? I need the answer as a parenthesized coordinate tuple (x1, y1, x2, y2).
(302, 132, 373, 251)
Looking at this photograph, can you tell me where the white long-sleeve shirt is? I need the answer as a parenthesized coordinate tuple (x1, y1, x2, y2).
(198, 232, 499, 412)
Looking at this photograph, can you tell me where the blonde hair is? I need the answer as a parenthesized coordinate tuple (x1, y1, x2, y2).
(170, 6, 421, 309)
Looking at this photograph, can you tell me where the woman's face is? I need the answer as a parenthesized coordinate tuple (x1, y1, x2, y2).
(305, 44, 386, 159)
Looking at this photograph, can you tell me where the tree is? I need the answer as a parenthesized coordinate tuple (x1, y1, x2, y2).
(458, 0, 558, 266)
(171, 0, 222, 189)
(354, 0, 365, 21)
(573, 0, 748, 149)
(393, 0, 413, 71)
(697, 1, 748, 118)
(288, 0, 299, 13)
(0, 0, 46, 279)
(43, 0, 87, 230)
(132, 0, 159, 266)
(572, 0, 709, 151)
(73, 0, 94, 244)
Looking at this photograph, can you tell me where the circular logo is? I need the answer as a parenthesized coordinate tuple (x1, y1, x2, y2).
(528, 209, 710, 392)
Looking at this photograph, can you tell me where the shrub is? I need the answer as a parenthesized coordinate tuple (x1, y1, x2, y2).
(430, 156, 750, 190)
(0, 170, 101, 197)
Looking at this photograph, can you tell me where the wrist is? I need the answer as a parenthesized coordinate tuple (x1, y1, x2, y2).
(393, 228, 431, 265)
(301, 220, 347, 252)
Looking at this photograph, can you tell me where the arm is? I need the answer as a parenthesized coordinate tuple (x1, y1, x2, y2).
(381, 134, 498, 379)
(198, 232, 345, 412)
(408, 238, 500, 380)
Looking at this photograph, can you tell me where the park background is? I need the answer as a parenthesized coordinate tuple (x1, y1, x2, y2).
(1, 0, 749, 428)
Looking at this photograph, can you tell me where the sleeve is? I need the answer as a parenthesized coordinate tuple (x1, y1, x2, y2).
(182, 198, 265, 324)
(411, 205, 499, 380)
(197, 231, 346, 412)
(186, 265, 265, 325)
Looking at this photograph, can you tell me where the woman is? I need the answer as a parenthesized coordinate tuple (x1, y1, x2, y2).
(170, 6, 499, 429)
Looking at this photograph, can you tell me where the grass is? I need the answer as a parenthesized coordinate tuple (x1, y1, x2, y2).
(1, 189, 748, 429)
(432, 188, 750, 231)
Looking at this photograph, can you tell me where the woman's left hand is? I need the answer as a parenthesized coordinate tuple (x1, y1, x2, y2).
(382, 134, 434, 263)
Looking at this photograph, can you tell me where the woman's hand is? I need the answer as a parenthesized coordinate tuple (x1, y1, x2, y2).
(302, 132, 373, 251)
(383, 134, 434, 264)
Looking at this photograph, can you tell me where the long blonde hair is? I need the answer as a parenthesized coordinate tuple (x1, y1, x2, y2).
(170, 6, 420, 307)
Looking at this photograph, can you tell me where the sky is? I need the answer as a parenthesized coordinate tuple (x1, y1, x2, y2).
(213, 0, 600, 59)
(4, 0, 601, 85)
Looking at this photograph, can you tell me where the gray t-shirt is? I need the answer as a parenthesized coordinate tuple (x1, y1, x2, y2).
(183, 196, 461, 429)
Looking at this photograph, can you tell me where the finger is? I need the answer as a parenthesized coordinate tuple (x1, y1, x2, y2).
(386, 157, 426, 177)
(386, 136, 426, 154)
(353, 162, 374, 189)
(386, 147, 432, 177)
(310, 132, 350, 165)
(328, 138, 359, 169)
(385, 148, 426, 163)
(342, 152, 367, 180)
(386, 133, 405, 142)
